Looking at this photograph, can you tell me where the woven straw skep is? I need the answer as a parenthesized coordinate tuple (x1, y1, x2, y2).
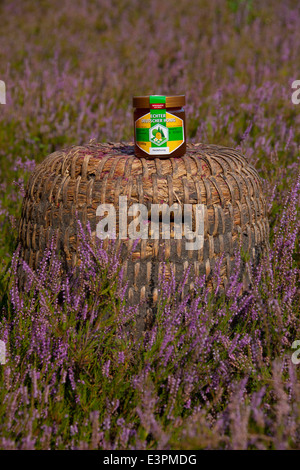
(18, 141, 269, 331)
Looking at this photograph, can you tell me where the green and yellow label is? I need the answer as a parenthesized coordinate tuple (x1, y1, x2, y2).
(135, 95, 184, 155)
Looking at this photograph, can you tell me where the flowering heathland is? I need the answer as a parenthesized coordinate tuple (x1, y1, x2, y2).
(0, 0, 299, 449)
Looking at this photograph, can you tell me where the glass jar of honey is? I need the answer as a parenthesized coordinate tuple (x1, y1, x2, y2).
(133, 95, 186, 158)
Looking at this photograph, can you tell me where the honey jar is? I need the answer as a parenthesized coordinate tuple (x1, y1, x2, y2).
(133, 95, 186, 158)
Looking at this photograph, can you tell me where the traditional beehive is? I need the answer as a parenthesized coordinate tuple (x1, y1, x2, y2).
(18, 141, 269, 329)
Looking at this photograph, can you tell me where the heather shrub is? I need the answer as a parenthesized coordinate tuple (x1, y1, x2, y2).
(0, 0, 299, 450)
(0, 171, 299, 449)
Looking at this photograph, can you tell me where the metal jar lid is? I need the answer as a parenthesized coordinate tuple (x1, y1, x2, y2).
(132, 95, 185, 108)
